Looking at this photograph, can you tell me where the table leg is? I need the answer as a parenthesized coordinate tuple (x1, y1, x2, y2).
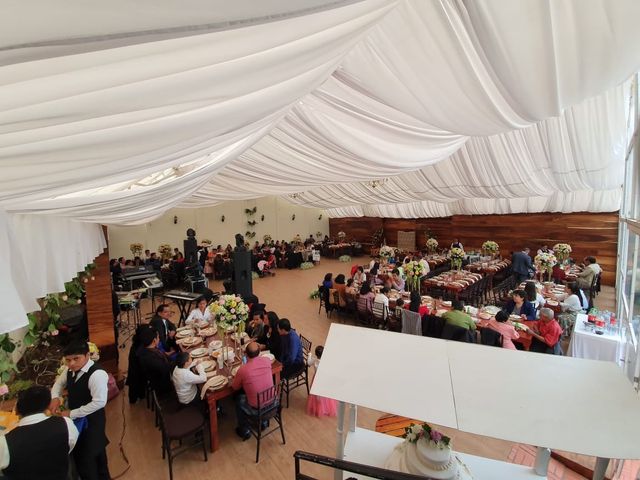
(592, 457, 610, 480)
(335, 401, 346, 480)
(207, 396, 219, 452)
(534, 446, 550, 476)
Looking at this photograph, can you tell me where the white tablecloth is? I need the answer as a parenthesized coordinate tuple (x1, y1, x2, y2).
(568, 314, 623, 363)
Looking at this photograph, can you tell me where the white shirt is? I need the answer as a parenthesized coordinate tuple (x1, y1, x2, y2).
(560, 293, 586, 313)
(185, 308, 211, 325)
(588, 263, 602, 275)
(419, 258, 430, 274)
(374, 293, 389, 308)
(0, 413, 78, 470)
(172, 364, 207, 404)
(51, 359, 108, 420)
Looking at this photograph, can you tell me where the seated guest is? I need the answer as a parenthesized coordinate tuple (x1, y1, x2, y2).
(322, 273, 333, 290)
(407, 291, 428, 316)
(575, 257, 597, 290)
(554, 282, 587, 333)
(487, 311, 520, 350)
(264, 312, 282, 359)
(185, 297, 212, 325)
(150, 304, 178, 355)
(526, 308, 563, 354)
(504, 289, 536, 320)
(385, 269, 405, 291)
(137, 328, 173, 396)
(353, 266, 366, 287)
(442, 300, 476, 331)
(358, 284, 376, 313)
(231, 342, 275, 440)
(537, 245, 551, 255)
(0, 386, 78, 480)
(247, 309, 267, 342)
(374, 286, 390, 308)
(333, 274, 347, 304)
(585, 256, 602, 276)
(551, 262, 567, 284)
(394, 298, 405, 318)
(345, 278, 357, 296)
(278, 319, 304, 378)
(418, 256, 430, 275)
(524, 281, 545, 311)
(172, 352, 207, 408)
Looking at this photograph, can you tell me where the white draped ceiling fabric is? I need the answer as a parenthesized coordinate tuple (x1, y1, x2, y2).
(1, 0, 640, 332)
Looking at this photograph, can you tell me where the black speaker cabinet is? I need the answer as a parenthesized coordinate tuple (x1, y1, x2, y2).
(233, 250, 253, 299)
(184, 237, 198, 265)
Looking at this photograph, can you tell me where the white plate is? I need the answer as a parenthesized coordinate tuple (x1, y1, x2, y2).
(260, 352, 275, 363)
(176, 326, 192, 333)
(231, 365, 241, 376)
(199, 360, 216, 372)
(208, 340, 223, 350)
(199, 327, 217, 337)
(176, 330, 194, 339)
(190, 347, 208, 357)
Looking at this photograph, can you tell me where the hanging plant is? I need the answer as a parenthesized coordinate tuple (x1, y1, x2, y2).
(291, 214, 296, 221)
(244, 206, 257, 215)
(318, 214, 323, 220)
(247, 220, 257, 226)
(245, 231, 256, 239)
(221, 215, 225, 222)
(261, 214, 265, 222)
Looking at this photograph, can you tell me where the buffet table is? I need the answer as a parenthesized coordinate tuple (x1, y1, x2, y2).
(568, 313, 624, 363)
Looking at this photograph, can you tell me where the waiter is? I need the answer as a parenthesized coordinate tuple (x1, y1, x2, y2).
(1, 386, 78, 480)
(51, 341, 110, 480)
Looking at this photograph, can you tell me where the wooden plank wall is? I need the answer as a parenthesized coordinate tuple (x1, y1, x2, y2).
(330, 212, 619, 285)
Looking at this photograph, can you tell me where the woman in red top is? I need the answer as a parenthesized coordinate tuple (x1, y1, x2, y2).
(405, 291, 429, 316)
(552, 262, 567, 284)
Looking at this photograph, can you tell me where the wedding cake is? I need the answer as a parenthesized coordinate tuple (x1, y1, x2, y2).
(384, 423, 473, 479)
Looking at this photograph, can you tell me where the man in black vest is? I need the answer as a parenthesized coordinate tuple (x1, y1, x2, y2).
(1, 385, 78, 480)
(51, 341, 110, 480)
(150, 303, 178, 355)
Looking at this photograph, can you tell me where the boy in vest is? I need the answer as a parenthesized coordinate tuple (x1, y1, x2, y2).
(0, 385, 78, 480)
(51, 341, 111, 480)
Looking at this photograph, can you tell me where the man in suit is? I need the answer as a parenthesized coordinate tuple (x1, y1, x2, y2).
(150, 303, 178, 355)
(137, 328, 173, 396)
(512, 248, 534, 283)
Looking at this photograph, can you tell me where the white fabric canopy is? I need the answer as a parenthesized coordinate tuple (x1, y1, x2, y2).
(1, 0, 640, 332)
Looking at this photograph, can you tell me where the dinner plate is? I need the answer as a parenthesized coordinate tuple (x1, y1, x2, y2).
(176, 330, 194, 339)
(230, 331, 249, 341)
(509, 314, 521, 321)
(180, 337, 202, 347)
(199, 327, 217, 337)
(206, 370, 219, 378)
(441, 301, 452, 307)
(176, 326, 192, 333)
(196, 319, 210, 328)
(231, 365, 241, 376)
(207, 375, 227, 388)
(208, 340, 223, 350)
(190, 347, 208, 358)
(260, 352, 275, 363)
(546, 300, 559, 306)
(199, 360, 216, 372)
(483, 306, 501, 315)
(478, 312, 492, 320)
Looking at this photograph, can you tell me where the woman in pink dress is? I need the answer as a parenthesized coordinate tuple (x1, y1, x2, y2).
(487, 311, 520, 350)
(306, 346, 337, 417)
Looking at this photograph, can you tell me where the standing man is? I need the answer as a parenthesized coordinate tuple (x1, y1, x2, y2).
(512, 247, 534, 283)
(51, 341, 110, 480)
(1, 386, 78, 480)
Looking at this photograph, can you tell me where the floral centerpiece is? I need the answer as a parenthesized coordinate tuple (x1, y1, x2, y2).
(158, 243, 173, 260)
(534, 251, 557, 281)
(338, 255, 351, 263)
(263, 234, 273, 244)
(337, 231, 346, 240)
(404, 260, 425, 292)
(449, 247, 465, 270)
(300, 261, 315, 270)
(481, 240, 499, 256)
(553, 243, 572, 262)
(200, 239, 212, 246)
(426, 237, 438, 254)
(403, 423, 451, 449)
(379, 245, 397, 259)
(315, 231, 323, 238)
(129, 243, 143, 257)
(292, 234, 302, 245)
(209, 294, 250, 333)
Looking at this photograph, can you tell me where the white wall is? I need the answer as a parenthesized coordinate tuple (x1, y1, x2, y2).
(107, 197, 329, 259)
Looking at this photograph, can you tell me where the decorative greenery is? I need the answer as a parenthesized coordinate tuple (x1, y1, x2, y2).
(245, 231, 256, 239)
(247, 220, 257, 227)
(291, 214, 296, 221)
(201, 239, 212, 246)
(372, 228, 384, 248)
(244, 207, 257, 215)
(337, 231, 346, 240)
(481, 240, 499, 254)
(260, 214, 265, 222)
(426, 237, 439, 253)
(338, 255, 351, 263)
(404, 260, 425, 292)
(300, 262, 315, 270)
(403, 423, 451, 449)
(316, 231, 323, 238)
(553, 243, 572, 262)
(129, 243, 144, 257)
(0, 334, 17, 383)
(209, 295, 250, 332)
(263, 234, 273, 244)
(379, 245, 396, 258)
(449, 247, 465, 270)
(309, 288, 320, 299)
(158, 243, 173, 260)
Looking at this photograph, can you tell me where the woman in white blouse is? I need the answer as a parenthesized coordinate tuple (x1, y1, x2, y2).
(554, 282, 587, 335)
(172, 352, 207, 407)
(185, 297, 212, 325)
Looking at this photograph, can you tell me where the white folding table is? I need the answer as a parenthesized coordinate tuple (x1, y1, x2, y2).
(568, 313, 624, 363)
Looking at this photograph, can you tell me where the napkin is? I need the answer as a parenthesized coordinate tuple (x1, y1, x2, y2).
(200, 376, 226, 399)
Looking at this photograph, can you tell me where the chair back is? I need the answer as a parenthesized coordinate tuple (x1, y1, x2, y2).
(400, 309, 422, 335)
(372, 301, 388, 323)
(441, 323, 473, 342)
(357, 296, 372, 313)
(328, 289, 339, 306)
(300, 334, 312, 363)
(480, 328, 503, 347)
(421, 314, 446, 338)
(256, 383, 281, 419)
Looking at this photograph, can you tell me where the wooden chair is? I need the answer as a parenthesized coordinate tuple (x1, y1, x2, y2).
(480, 327, 503, 347)
(317, 285, 327, 315)
(356, 297, 373, 326)
(152, 392, 208, 480)
(282, 334, 311, 407)
(372, 301, 389, 328)
(246, 383, 286, 463)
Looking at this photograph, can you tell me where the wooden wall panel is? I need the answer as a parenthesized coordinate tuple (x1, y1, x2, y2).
(330, 212, 619, 286)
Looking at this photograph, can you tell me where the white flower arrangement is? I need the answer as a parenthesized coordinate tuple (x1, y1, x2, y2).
(263, 234, 273, 244)
(129, 243, 144, 257)
(379, 245, 397, 258)
(535, 252, 557, 271)
(300, 261, 315, 270)
(158, 243, 173, 260)
(481, 240, 499, 254)
(209, 295, 249, 332)
(403, 423, 451, 449)
(553, 243, 572, 262)
(338, 255, 351, 263)
(337, 231, 346, 239)
(426, 238, 438, 253)
(449, 247, 465, 270)
(200, 239, 212, 246)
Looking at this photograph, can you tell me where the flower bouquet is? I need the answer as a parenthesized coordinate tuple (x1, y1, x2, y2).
(337, 231, 346, 240)
(338, 255, 351, 263)
(209, 295, 249, 333)
(403, 422, 451, 449)
(481, 240, 499, 256)
(315, 231, 323, 238)
(158, 244, 173, 260)
(426, 237, 439, 253)
(553, 243, 572, 262)
(292, 234, 302, 244)
(379, 245, 397, 258)
(200, 239, 212, 246)
(534, 252, 557, 281)
(404, 260, 425, 292)
(449, 247, 465, 270)
(300, 262, 315, 270)
(263, 234, 273, 244)
(129, 243, 143, 257)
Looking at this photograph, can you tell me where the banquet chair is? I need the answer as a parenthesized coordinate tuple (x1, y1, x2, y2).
(441, 323, 474, 343)
(152, 392, 208, 480)
(400, 309, 422, 336)
(356, 297, 374, 326)
(246, 382, 286, 463)
(421, 315, 446, 338)
(344, 292, 358, 320)
(318, 285, 327, 315)
(372, 301, 389, 328)
(480, 328, 503, 347)
(282, 334, 312, 408)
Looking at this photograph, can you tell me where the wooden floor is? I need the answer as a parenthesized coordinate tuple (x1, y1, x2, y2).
(104, 259, 617, 480)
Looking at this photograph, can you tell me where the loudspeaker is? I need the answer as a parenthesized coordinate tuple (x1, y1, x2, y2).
(184, 237, 198, 266)
(232, 250, 253, 299)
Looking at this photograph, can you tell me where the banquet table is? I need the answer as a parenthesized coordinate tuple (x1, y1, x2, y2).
(422, 271, 482, 298)
(178, 327, 283, 452)
(465, 259, 511, 275)
(568, 313, 624, 363)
